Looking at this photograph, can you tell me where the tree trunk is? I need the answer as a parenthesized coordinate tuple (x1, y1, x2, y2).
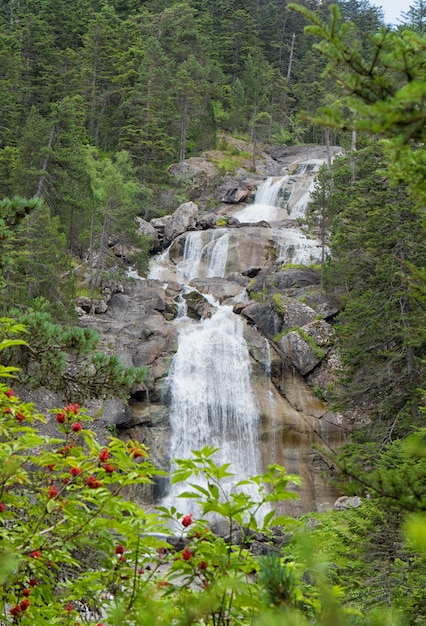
(286, 33, 296, 83)
(35, 124, 55, 198)
(90, 205, 110, 296)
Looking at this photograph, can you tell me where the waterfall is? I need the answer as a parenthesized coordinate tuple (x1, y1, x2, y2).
(176, 230, 229, 282)
(163, 305, 262, 516)
(140, 150, 339, 519)
(274, 228, 324, 265)
(233, 177, 290, 223)
(207, 231, 229, 277)
(232, 160, 326, 264)
(233, 159, 322, 224)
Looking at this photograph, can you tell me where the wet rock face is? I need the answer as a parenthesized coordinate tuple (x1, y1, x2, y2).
(70, 143, 348, 516)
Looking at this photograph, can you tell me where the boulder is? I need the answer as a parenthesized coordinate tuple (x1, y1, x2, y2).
(334, 496, 362, 511)
(135, 217, 162, 252)
(276, 319, 336, 375)
(163, 201, 199, 245)
(301, 319, 337, 347)
(183, 290, 215, 319)
(276, 329, 323, 375)
(217, 177, 255, 204)
(276, 298, 318, 329)
(75, 296, 108, 315)
(240, 301, 283, 339)
(273, 268, 321, 289)
(189, 277, 245, 303)
(169, 157, 218, 181)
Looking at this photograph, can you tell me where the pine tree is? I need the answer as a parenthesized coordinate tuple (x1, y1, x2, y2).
(400, 0, 426, 33)
(316, 144, 425, 431)
(3, 202, 75, 318)
(85, 148, 152, 292)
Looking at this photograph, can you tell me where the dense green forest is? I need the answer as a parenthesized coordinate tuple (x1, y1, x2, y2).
(0, 0, 425, 623)
(0, 0, 386, 303)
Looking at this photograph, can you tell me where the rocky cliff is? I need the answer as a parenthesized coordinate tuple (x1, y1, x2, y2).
(76, 141, 347, 517)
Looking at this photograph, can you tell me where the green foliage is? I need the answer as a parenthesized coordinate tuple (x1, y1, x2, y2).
(0, 362, 165, 623)
(312, 144, 426, 429)
(85, 148, 153, 291)
(290, 2, 426, 207)
(0, 318, 423, 625)
(271, 293, 286, 315)
(3, 201, 76, 318)
(0, 197, 43, 293)
(0, 314, 145, 403)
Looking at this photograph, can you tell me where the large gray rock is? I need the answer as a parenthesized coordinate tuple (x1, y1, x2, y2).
(334, 496, 362, 511)
(169, 157, 218, 181)
(189, 277, 245, 303)
(183, 290, 216, 320)
(277, 298, 318, 329)
(135, 216, 162, 252)
(277, 329, 323, 375)
(217, 177, 258, 204)
(240, 301, 283, 339)
(163, 201, 199, 245)
(275, 320, 335, 376)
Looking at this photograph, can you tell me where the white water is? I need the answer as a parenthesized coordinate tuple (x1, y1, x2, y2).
(232, 160, 326, 265)
(274, 228, 324, 265)
(234, 159, 322, 224)
(162, 305, 263, 516)
(233, 177, 289, 223)
(148, 230, 229, 283)
(145, 156, 328, 518)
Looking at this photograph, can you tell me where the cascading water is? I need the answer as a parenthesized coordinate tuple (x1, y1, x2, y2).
(145, 153, 335, 518)
(233, 160, 326, 264)
(162, 305, 262, 515)
(233, 177, 290, 223)
(148, 230, 229, 283)
(148, 228, 264, 515)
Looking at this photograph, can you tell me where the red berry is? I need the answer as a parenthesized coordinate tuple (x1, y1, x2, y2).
(4, 407, 12, 415)
(9, 605, 21, 617)
(182, 547, 192, 561)
(199, 560, 208, 570)
(65, 602, 73, 612)
(71, 422, 82, 432)
(15, 412, 25, 422)
(47, 485, 59, 498)
(30, 550, 41, 558)
(65, 403, 79, 415)
(46, 464, 55, 471)
(86, 475, 102, 489)
(20, 599, 30, 611)
(70, 467, 82, 476)
(5, 389, 15, 398)
(29, 578, 38, 587)
(102, 463, 115, 473)
(115, 544, 125, 555)
(181, 514, 193, 527)
(22, 588, 30, 597)
(0, 503, 5, 512)
(56, 412, 66, 423)
(98, 448, 110, 462)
